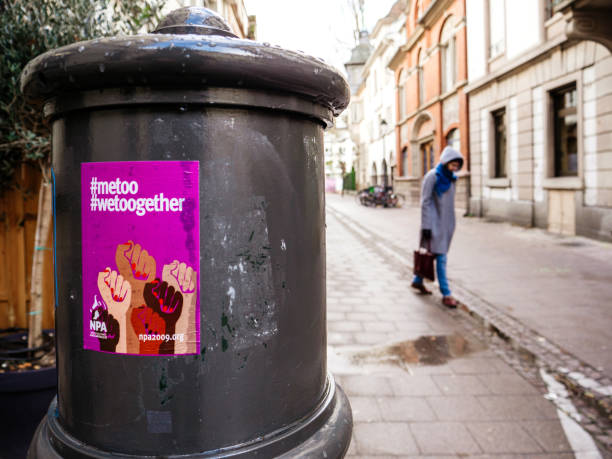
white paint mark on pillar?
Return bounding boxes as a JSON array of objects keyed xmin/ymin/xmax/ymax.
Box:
[{"xmin": 227, "ymin": 286, "xmax": 236, "ymax": 313}]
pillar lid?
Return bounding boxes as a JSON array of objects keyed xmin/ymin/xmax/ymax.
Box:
[{"xmin": 20, "ymin": 7, "xmax": 350, "ymax": 117}]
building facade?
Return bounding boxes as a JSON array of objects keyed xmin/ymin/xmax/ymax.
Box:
[
  {"xmin": 324, "ymin": 111, "xmax": 356, "ymax": 192},
  {"xmin": 345, "ymin": 32, "xmax": 373, "ymax": 190},
  {"xmin": 466, "ymin": 0, "xmax": 612, "ymax": 241},
  {"xmin": 389, "ymin": 0, "xmax": 470, "ymax": 208},
  {"xmin": 163, "ymin": 0, "xmax": 255, "ymax": 39},
  {"xmin": 345, "ymin": 2, "xmax": 406, "ymax": 190}
]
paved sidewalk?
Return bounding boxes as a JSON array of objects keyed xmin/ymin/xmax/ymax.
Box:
[
  {"xmin": 326, "ymin": 194, "xmax": 612, "ymax": 388},
  {"xmin": 325, "ymin": 204, "xmax": 597, "ymax": 458}
]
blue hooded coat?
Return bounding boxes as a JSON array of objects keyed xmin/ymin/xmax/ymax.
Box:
[{"xmin": 419, "ymin": 146, "xmax": 464, "ymax": 254}]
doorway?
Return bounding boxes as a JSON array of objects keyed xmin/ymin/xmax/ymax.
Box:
[{"xmin": 420, "ymin": 140, "xmax": 435, "ymax": 176}]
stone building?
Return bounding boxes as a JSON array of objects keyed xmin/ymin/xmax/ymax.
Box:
[
  {"xmin": 163, "ymin": 0, "xmax": 255, "ymax": 39},
  {"xmin": 324, "ymin": 111, "xmax": 356, "ymax": 192},
  {"xmin": 466, "ymin": 0, "xmax": 612, "ymax": 241},
  {"xmin": 345, "ymin": 2, "xmax": 406, "ymax": 190},
  {"xmin": 345, "ymin": 31, "xmax": 373, "ymax": 190},
  {"xmin": 389, "ymin": 0, "xmax": 470, "ymax": 209}
]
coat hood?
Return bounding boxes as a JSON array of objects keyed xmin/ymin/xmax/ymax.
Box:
[{"xmin": 439, "ymin": 146, "xmax": 464, "ymax": 171}]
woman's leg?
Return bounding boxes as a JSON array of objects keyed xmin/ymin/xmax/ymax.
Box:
[{"xmin": 436, "ymin": 254, "xmax": 451, "ymax": 297}]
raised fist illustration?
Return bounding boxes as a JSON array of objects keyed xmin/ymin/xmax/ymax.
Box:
[
  {"xmin": 162, "ymin": 260, "xmax": 197, "ymax": 354},
  {"xmin": 97, "ymin": 268, "xmax": 131, "ymax": 353},
  {"xmin": 115, "ymin": 241, "xmax": 156, "ymax": 353},
  {"xmin": 115, "ymin": 240, "xmax": 156, "ymax": 285},
  {"xmin": 91, "ymin": 305, "xmax": 120, "ymax": 353},
  {"xmin": 162, "ymin": 260, "xmax": 196, "ymax": 294},
  {"xmin": 144, "ymin": 279, "xmax": 183, "ymax": 354},
  {"xmin": 130, "ymin": 305, "xmax": 166, "ymax": 354}
]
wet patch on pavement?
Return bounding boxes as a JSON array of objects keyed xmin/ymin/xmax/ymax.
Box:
[{"xmin": 330, "ymin": 333, "xmax": 487, "ymax": 374}]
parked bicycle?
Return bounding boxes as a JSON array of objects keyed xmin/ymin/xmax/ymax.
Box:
[{"xmin": 356, "ymin": 186, "xmax": 405, "ymax": 208}]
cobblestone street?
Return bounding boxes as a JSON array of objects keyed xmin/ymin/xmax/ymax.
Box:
[{"xmin": 325, "ymin": 194, "xmax": 606, "ymax": 458}]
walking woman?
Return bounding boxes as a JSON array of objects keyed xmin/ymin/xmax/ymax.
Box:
[{"xmin": 411, "ymin": 146, "xmax": 464, "ymax": 307}]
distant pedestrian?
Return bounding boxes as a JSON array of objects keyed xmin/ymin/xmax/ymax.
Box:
[{"xmin": 411, "ymin": 146, "xmax": 464, "ymax": 308}]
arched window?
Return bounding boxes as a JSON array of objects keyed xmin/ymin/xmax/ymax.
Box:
[
  {"xmin": 401, "ymin": 147, "xmax": 408, "ymax": 177},
  {"xmin": 371, "ymin": 162, "xmax": 378, "ymax": 185},
  {"xmin": 398, "ymin": 69, "xmax": 407, "ymax": 120},
  {"xmin": 382, "ymin": 159, "xmax": 389, "ymax": 187},
  {"xmin": 446, "ymin": 128, "xmax": 460, "ymax": 152},
  {"xmin": 418, "ymin": 50, "xmax": 425, "ymax": 107},
  {"xmin": 440, "ymin": 17, "xmax": 457, "ymax": 94}
]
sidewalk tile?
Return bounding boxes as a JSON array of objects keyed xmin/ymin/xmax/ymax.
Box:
[
  {"xmin": 448, "ymin": 357, "xmax": 516, "ymax": 374},
  {"xmin": 410, "ymin": 422, "xmax": 481, "ymax": 455},
  {"xmin": 401, "ymin": 365, "xmax": 455, "ymax": 376},
  {"xmin": 350, "ymin": 396, "xmax": 383, "ymax": 423},
  {"xmin": 477, "ymin": 373, "xmax": 540, "ymax": 395},
  {"xmin": 342, "ymin": 375, "xmax": 394, "ymax": 396},
  {"xmin": 477, "ymin": 395, "xmax": 558, "ymax": 420},
  {"xmin": 328, "ymin": 332, "xmax": 355, "ymax": 346},
  {"xmin": 363, "ymin": 321, "xmax": 398, "ymax": 332},
  {"xmin": 467, "ymin": 422, "xmax": 543, "ymax": 454},
  {"xmin": 376, "ymin": 396, "xmax": 437, "ymax": 422},
  {"xmin": 466, "ymin": 455, "xmax": 573, "ymax": 459},
  {"xmin": 327, "ymin": 311, "xmax": 346, "ymax": 321},
  {"xmin": 329, "ymin": 321, "xmax": 363, "ymax": 332},
  {"xmin": 348, "ymin": 312, "xmax": 379, "ymax": 322},
  {"xmin": 353, "ymin": 422, "xmax": 420, "ymax": 455},
  {"xmin": 353, "ymin": 331, "xmax": 393, "ymax": 345},
  {"xmin": 427, "ymin": 396, "xmax": 491, "ymax": 421},
  {"xmin": 328, "ymin": 303, "xmax": 355, "ymax": 313},
  {"xmin": 521, "ymin": 420, "xmax": 573, "ymax": 453},
  {"xmin": 432, "ymin": 374, "xmax": 491, "ymax": 395},
  {"xmin": 389, "ymin": 375, "xmax": 442, "ymax": 396}
]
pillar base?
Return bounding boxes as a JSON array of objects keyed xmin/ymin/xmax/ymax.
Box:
[{"xmin": 28, "ymin": 375, "xmax": 353, "ymax": 458}]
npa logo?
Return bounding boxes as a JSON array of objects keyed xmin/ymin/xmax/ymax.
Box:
[{"xmin": 90, "ymin": 295, "xmax": 108, "ymax": 334}]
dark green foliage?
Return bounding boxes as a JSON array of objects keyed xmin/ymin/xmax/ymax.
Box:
[
  {"xmin": 0, "ymin": 0, "xmax": 165, "ymax": 193},
  {"xmin": 343, "ymin": 166, "xmax": 356, "ymax": 191}
]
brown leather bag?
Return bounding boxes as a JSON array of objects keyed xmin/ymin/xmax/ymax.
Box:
[{"xmin": 413, "ymin": 237, "xmax": 435, "ymax": 281}]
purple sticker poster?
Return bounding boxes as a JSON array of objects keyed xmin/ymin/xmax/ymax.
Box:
[{"xmin": 81, "ymin": 161, "xmax": 199, "ymax": 355}]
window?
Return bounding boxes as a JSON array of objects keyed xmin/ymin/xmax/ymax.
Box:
[
  {"xmin": 382, "ymin": 159, "xmax": 389, "ymax": 187},
  {"xmin": 401, "ymin": 147, "xmax": 408, "ymax": 176},
  {"xmin": 417, "ymin": 0, "xmax": 424, "ymax": 19},
  {"xmin": 440, "ymin": 18, "xmax": 457, "ymax": 93},
  {"xmin": 446, "ymin": 128, "xmax": 460, "ymax": 152},
  {"xmin": 418, "ymin": 51, "xmax": 425, "ymax": 106},
  {"xmin": 552, "ymin": 84, "xmax": 578, "ymax": 177},
  {"xmin": 398, "ymin": 69, "xmax": 407, "ymax": 120},
  {"xmin": 546, "ymin": 0, "xmax": 564, "ymax": 19},
  {"xmin": 492, "ymin": 108, "xmax": 507, "ymax": 178},
  {"xmin": 371, "ymin": 162, "xmax": 378, "ymax": 185},
  {"xmin": 488, "ymin": 0, "xmax": 505, "ymax": 58}
]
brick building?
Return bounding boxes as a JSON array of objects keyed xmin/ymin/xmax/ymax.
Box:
[{"xmin": 389, "ymin": 0, "xmax": 469, "ymax": 208}]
